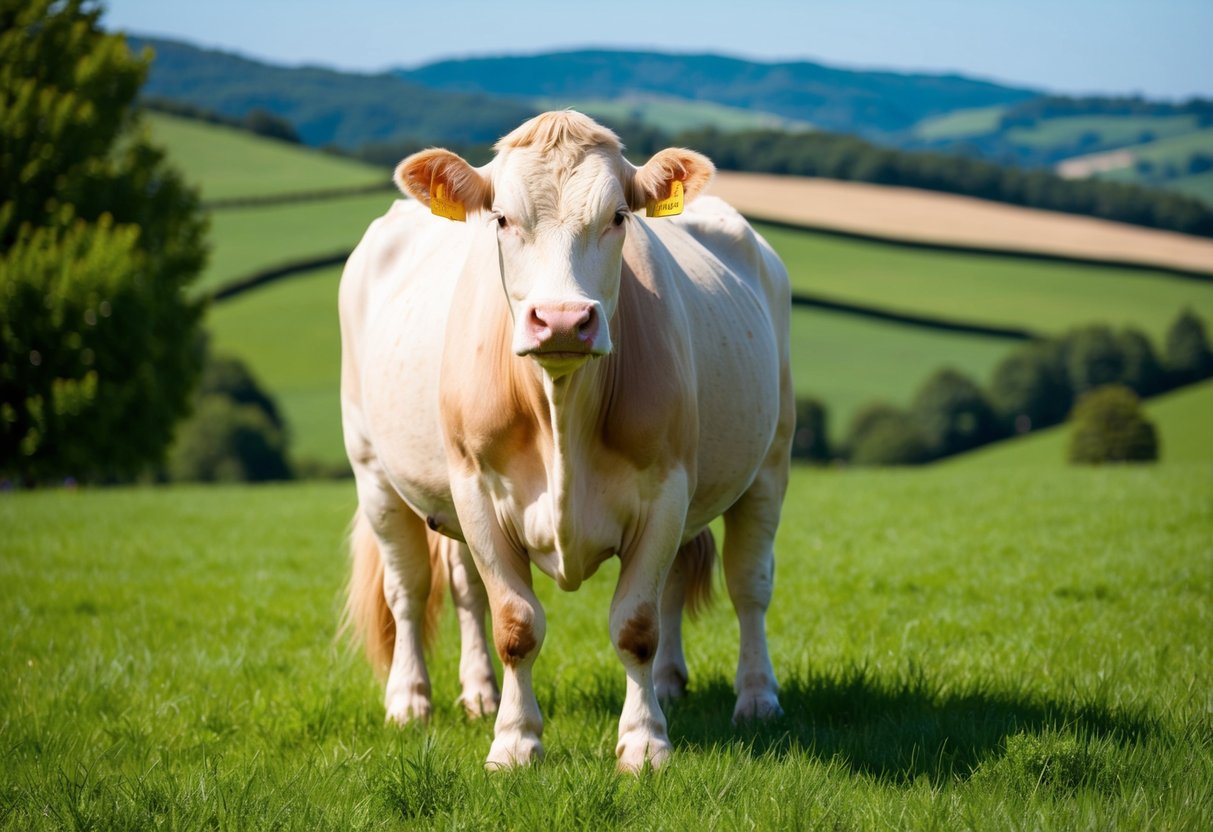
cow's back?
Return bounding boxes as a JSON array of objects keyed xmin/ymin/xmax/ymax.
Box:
[{"xmin": 339, "ymin": 199, "xmax": 472, "ymax": 517}]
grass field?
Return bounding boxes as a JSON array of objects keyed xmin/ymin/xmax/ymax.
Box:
[
  {"xmin": 945, "ymin": 379, "xmax": 1213, "ymax": 469},
  {"xmin": 207, "ymin": 266, "xmax": 344, "ymax": 464},
  {"xmin": 199, "ymin": 192, "xmax": 392, "ymax": 294},
  {"xmin": 757, "ymin": 222, "xmax": 1213, "ymax": 339},
  {"xmin": 148, "ymin": 113, "xmax": 387, "ymax": 201},
  {"xmin": 910, "ymin": 105, "xmax": 1007, "ymax": 141},
  {"xmin": 1005, "ymin": 114, "xmax": 1201, "ymax": 150},
  {"xmin": 3, "ymin": 464, "xmax": 1210, "ymax": 829}
]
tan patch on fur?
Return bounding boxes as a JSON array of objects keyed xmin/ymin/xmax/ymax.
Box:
[
  {"xmin": 600, "ymin": 258, "xmax": 696, "ymax": 470},
  {"xmin": 496, "ymin": 110, "xmax": 622, "ymax": 154},
  {"xmin": 618, "ymin": 602, "xmax": 659, "ymax": 664},
  {"xmin": 494, "ymin": 600, "xmax": 537, "ymax": 666}
]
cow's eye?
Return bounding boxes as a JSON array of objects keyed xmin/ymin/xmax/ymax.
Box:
[
  {"xmin": 612, "ymin": 210, "xmax": 627, "ymax": 227},
  {"xmin": 496, "ymin": 213, "xmax": 508, "ymax": 229}
]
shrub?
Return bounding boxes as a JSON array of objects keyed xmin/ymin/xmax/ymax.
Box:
[
  {"xmin": 1068, "ymin": 385, "xmax": 1158, "ymax": 464},
  {"xmin": 167, "ymin": 352, "xmax": 292, "ymax": 482},
  {"xmin": 791, "ymin": 397, "xmax": 831, "ymax": 463},
  {"xmin": 910, "ymin": 368, "xmax": 1002, "ymax": 458},
  {"xmin": 987, "ymin": 342, "xmax": 1071, "ymax": 434},
  {"xmin": 168, "ymin": 396, "xmax": 291, "ymax": 482},
  {"xmin": 1163, "ymin": 308, "xmax": 1213, "ymax": 386},
  {"xmin": 846, "ymin": 403, "xmax": 931, "ymax": 466}
]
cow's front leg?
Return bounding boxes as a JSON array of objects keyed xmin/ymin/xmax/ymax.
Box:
[
  {"xmin": 612, "ymin": 479, "xmax": 689, "ymax": 772},
  {"xmin": 481, "ymin": 565, "xmax": 545, "ymax": 768}
]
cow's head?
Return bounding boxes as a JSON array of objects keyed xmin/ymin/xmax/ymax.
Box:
[{"xmin": 394, "ymin": 111, "xmax": 714, "ymax": 376}]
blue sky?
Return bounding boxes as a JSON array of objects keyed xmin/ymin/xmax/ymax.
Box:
[{"xmin": 104, "ymin": 0, "xmax": 1212, "ymax": 100}]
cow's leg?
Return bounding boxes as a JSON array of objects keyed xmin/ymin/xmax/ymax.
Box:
[
  {"xmin": 722, "ymin": 464, "xmax": 786, "ymax": 722},
  {"xmin": 356, "ymin": 477, "xmax": 435, "ymax": 724},
  {"xmin": 653, "ymin": 550, "xmax": 689, "ymax": 701},
  {"xmin": 612, "ymin": 477, "xmax": 689, "ymax": 772},
  {"xmin": 444, "ymin": 539, "xmax": 500, "ymax": 718}
]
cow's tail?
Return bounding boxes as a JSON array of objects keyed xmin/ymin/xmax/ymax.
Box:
[
  {"xmin": 680, "ymin": 529, "xmax": 717, "ymax": 619},
  {"xmin": 343, "ymin": 508, "xmax": 447, "ymax": 679}
]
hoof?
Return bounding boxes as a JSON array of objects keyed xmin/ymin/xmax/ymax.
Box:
[
  {"xmin": 385, "ymin": 691, "xmax": 432, "ymax": 725},
  {"xmin": 732, "ymin": 690, "xmax": 783, "ymax": 723},
  {"xmin": 616, "ymin": 732, "xmax": 673, "ymax": 773},
  {"xmin": 458, "ymin": 683, "xmax": 500, "ymax": 719},
  {"xmin": 485, "ymin": 733, "xmax": 543, "ymax": 769},
  {"xmin": 654, "ymin": 666, "xmax": 688, "ymax": 702}
]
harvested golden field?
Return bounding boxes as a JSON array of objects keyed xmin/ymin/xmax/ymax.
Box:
[{"xmin": 708, "ymin": 172, "xmax": 1213, "ymax": 275}]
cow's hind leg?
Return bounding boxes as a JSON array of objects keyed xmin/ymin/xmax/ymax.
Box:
[
  {"xmin": 442, "ymin": 538, "xmax": 500, "ymax": 718},
  {"xmin": 654, "ymin": 530, "xmax": 716, "ymax": 701},
  {"xmin": 356, "ymin": 478, "xmax": 436, "ymax": 725},
  {"xmin": 722, "ymin": 464, "xmax": 786, "ymax": 722}
]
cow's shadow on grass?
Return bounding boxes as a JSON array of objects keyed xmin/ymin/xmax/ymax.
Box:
[{"xmin": 549, "ymin": 664, "xmax": 1157, "ymax": 784}]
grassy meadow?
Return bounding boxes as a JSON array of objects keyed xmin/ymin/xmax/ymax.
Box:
[
  {"xmin": 3, "ymin": 462, "xmax": 1211, "ymax": 829},
  {"xmin": 148, "ymin": 113, "xmax": 386, "ymax": 201},
  {"xmin": 757, "ymin": 222, "xmax": 1213, "ymax": 339}
]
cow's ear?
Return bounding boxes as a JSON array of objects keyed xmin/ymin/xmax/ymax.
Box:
[
  {"xmin": 395, "ymin": 148, "xmax": 492, "ymax": 220},
  {"xmin": 628, "ymin": 148, "xmax": 715, "ymax": 215}
]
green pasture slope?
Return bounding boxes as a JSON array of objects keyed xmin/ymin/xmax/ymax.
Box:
[
  {"xmin": 757, "ymin": 222, "xmax": 1213, "ymax": 339},
  {"xmin": 3, "ymin": 462, "xmax": 1210, "ymax": 828},
  {"xmin": 946, "ymin": 378, "xmax": 1213, "ymax": 469},
  {"xmin": 148, "ymin": 112, "xmax": 387, "ymax": 201}
]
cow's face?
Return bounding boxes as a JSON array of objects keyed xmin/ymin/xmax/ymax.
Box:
[{"xmin": 395, "ymin": 112, "xmax": 714, "ymax": 377}]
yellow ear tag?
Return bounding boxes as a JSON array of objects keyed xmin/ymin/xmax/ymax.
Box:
[
  {"xmin": 430, "ymin": 183, "xmax": 467, "ymax": 222},
  {"xmin": 646, "ymin": 180, "xmax": 684, "ymax": 218}
]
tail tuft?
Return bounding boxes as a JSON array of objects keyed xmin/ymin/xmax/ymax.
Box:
[
  {"xmin": 680, "ymin": 529, "xmax": 716, "ymax": 619},
  {"xmin": 343, "ymin": 509, "xmax": 395, "ymax": 678}
]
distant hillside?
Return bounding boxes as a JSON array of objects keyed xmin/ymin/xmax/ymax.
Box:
[
  {"xmin": 129, "ymin": 36, "xmax": 536, "ymax": 148},
  {"xmin": 397, "ymin": 50, "xmax": 1039, "ymax": 139}
]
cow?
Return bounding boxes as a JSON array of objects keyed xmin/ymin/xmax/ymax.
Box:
[{"xmin": 340, "ymin": 111, "xmax": 792, "ymax": 771}]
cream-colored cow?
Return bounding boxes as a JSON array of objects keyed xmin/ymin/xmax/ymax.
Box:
[{"xmin": 341, "ymin": 111, "xmax": 792, "ymax": 771}]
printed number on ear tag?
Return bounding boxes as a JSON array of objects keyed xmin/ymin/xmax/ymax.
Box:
[
  {"xmin": 431, "ymin": 183, "xmax": 467, "ymax": 222},
  {"xmin": 646, "ymin": 180, "xmax": 684, "ymax": 218}
]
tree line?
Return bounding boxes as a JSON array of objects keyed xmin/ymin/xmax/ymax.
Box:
[{"xmin": 793, "ymin": 308, "xmax": 1213, "ymax": 467}]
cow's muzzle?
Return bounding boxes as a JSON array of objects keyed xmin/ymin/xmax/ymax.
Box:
[{"xmin": 517, "ymin": 301, "xmax": 607, "ymax": 361}]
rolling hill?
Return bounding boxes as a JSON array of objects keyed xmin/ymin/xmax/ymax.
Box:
[{"xmin": 397, "ymin": 50, "xmax": 1039, "ymax": 140}]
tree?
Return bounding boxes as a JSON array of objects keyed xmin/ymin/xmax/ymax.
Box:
[
  {"xmin": 0, "ymin": 0, "xmax": 208, "ymax": 483},
  {"xmin": 790, "ymin": 397, "xmax": 831, "ymax": 464},
  {"xmin": 1163, "ymin": 308, "xmax": 1213, "ymax": 386},
  {"xmin": 1068, "ymin": 385, "xmax": 1158, "ymax": 464},
  {"xmin": 1117, "ymin": 326, "xmax": 1166, "ymax": 397},
  {"xmin": 1062, "ymin": 325, "xmax": 1126, "ymax": 396},
  {"xmin": 987, "ymin": 342, "xmax": 1071, "ymax": 434},
  {"xmin": 909, "ymin": 368, "xmax": 1002, "ymax": 458}
]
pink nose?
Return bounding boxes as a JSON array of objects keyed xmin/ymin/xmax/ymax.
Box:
[{"xmin": 527, "ymin": 303, "xmax": 599, "ymax": 353}]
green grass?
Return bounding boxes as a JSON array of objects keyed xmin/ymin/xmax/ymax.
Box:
[
  {"xmin": 206, "ymin": 266, "xmax": 344, "ymax": 464},
  {"xmin": 756, "ymin": 222, "xmax": 1213, "ymax": 339},
  {"xmin": 198, "ymin": 192, "xmax": 393, "ymax": 294},
  {"xmin": 911, "ymin": 105, "xmax": 1007, "ymax": 141},
  {"xmin": 945, "ymin": 379, "xmax": 1213, "ymax": 469},
  {"xmin": 1006, "ymin": 114, "xmax": 1201, "ymax": 150},
  {"xmin": 148, "ymin": 113, "xmax": 387, "ymax": 201},
  {"xmin": 3, "ymin": 465, "xmax": 1210, "ymax": 829}
]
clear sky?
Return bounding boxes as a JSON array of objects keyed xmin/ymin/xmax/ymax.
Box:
[{"xmin": 103, "ymin": 0, "xmax": 1212, "ymax": 100}]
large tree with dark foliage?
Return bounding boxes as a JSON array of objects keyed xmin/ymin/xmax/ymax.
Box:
[{"xmin": 0, "ymin": 0, "xmax": 208, "ymax": 484}]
